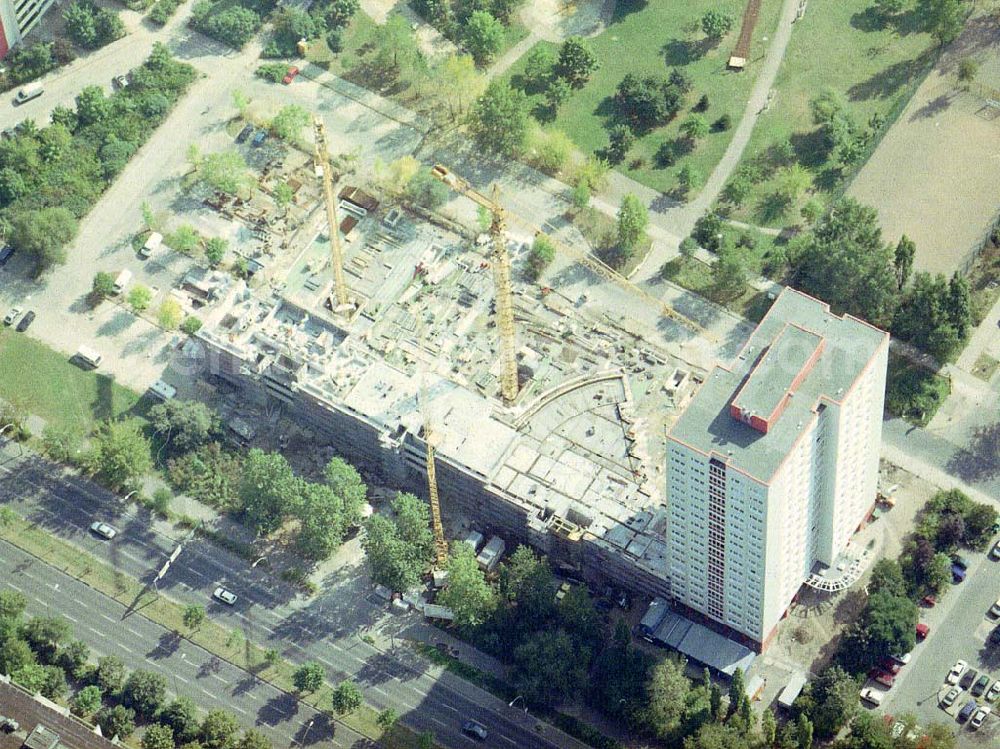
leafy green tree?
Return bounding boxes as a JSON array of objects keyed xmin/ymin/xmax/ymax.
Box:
[
  {"xmin": 555, "ymin": 37, "xmax": 598, "ymax": 87},
  {"xmin": 270, "ymin": 7, "xmax": 316, "ymax": 55},
  {"xmin": 377, "ymin": 708, "xmax": 398, "ymax": 730},
  {"xmin": 183, "ymin": 604, "xmax": 206, "ymax": 630},
  {"xmin": 722, "ymin": 175, "xmax": 753, "ymax": 207},
  {"xmin": 240, "ymin": 449, "xmax": 301, "ymax": 534},
  {"xmin": 361, "ymin": 15, "xmax": 422, "ymax": 86},
  {"xmin": 498, "ymin": 545, "xmax": 556, "ymax": 628},
  {"xmin": 512, "ymin": 629, "xmax": 585, "ymax": 707},
  {"xmin": 406, "ymin": 166, "xmax": 450, "ymax": 209},
  {"xmin": 0, "ymin": 590, "xmax": 26, "ymax": 621},
  {"xmin": 270, "ymin": 105, "xmax": 310, "ymax": 141},
  {"xmin": 71, "ymin": 684, "xmax": 103, "ymax": 717},
  {"xmin": 957, "ymin": 57, "xmax": 978, "ymax": 86},
  {"xmin": 92, "ymin": 271, "xmax": 116, "ymax": 302},
  {"xmin": 331, "ymin": 679, "xmax": 363, "ymax": 714},
  {"xmin": 464, "ymin": 11, "xmax": 505, "ymax": 65},
  {"xmin": 295, "ymin": 482, "xmax": 350, "ymax": 560},
  {"xmin": 874, "ymin": 0, "xmax": 905, "ymax": 21},
  {"xmin": 57, "ymin": 640, "xmax": 90, "ymax": 679},
  {"xmin": 606, "ymin": 124, "xmax": 634, "ymax": 164},
  {"xmin": 84, "ymin": 421, "xmax": 152, "ymax": 491},
  {"xmin": 545, "ymin": 77, "xmax": 572, "ymax": 112},
  {"xmin": 438, "ymin": 543, "xmax": 496, "ymax": 631},
  {"xmin": 523, "ymin": 45, "xmax": 555, "ymax": 91},
  {"xmin": 97, "ymin": 705, "xmax": 136, "ymax": 740},
  {"xmin": 776, "ymin": 164, "xmax": 813, "ymax": 201},
  {"xmin": 681, "ymin": 114, "xmax": 710, "ymax": 142},
  {"xmin": 868, "ymin": 559, "xmax": 907, "ymax": 598},
  {"xmin": 701, "ymin": 10, "xmax": 734, "ymax": 39},
  {"xmin": 0, "ymin": 637, "xmax": 34, "ymax": 676},
  {"xmin": 237, "ymin": 729, "xmax": 272, "ymax": 749},
  {"xmin": 728, "ymin": 667, "xmax": 746, "ymax": 716},
  {"xmin": 470, "ymin": 80, "xmax": 529, "ymax": 156},
  {"xmin": 127, "ymin": 285, "xmax": 152, "ymax": 312},
  {"xmin": 21, "ymin": 616, "xmax": 71, "ymax": 662},
  {"xmin": 525, "ymin": 234, "xmax": 556, "ymax": 281},
  {"xmin": 192, "ymin": 5, "xmax": 261, "ymax": 49},
  {"xmin": 150, "ymin": 400, "xmax": 220, "ymax": 454},
  {"xmin": 0, "ymin": 168, "xmax": 26, "ymax": 204},
  {"xmin": 894, "ymin": 234, "xmax": 915, "ymax": 290},
  {"xmin": 322, "ymin": 0, "xmax": 359, "ymax": 29},
  {"xmin": 204, "ymin": 237, "xmax": 228, "ymax": 266},
  {"xmin": 75, "ymin": 85, "xmax": 111, "ymax": 126},
  {"xmin": 324, "ymin": 457, "xmax": 366, "ymax": 526},
  {"xmin": 197, "ymin": 150, "xmax": 254, "ymax": 197},
  {"xmin": 557, "ymin": 586, "xmax": 601, "ymax": 649},
  {"xmin": 917, "ymin": 0, "xmax": 965, "ymax": 46},
  {"xmin": 796, "ymin": 714, "xmax": 813, "ymax": 749},
  {"xmin": 617, "ymin": 193, "xmax": 648, "ymax": 251},
  {"xmin": 63, "ymin": 1, "xmax": 98, "ymax": 47},
  {"xmin": 293, "ymin": 662, "xmax": 324, "ymax": 693},
  {"xmin": 614, "ymin": 73, "xmax": 681, "ymax": 132},
  {"xmin": 123, "ymin": 670, "xmax": 168, "ymax": 720},
  {"xmin": 142, "ymin": 724, "xmax": 175, "ymax": 749},
  {"xmin": 9, "ymin": 207, "xmax": 78, "ymax": 271},
  {"xmin": 571, "ymin": 182, "xmax": 590, "ymax": 211},
  {"xmin": 158, "ymin": 299, "xmax": 183, "ymax": 331},
  {"xmin": 363, "ymin": 495, "xmax": 436, "ymax": 591},
  {"xmin": 587, "ymin": 621, "xmax": 653, "ymax": 727},
  {"xmin": 677, "ymin": 164, "xmax": 702, "ymax": 196},
  {"xmin": 200, "ymin": 709, "xmax": 239, "ymax": 749},
  {"xmin": 644, "ymin": 656, "xmax": 690, "ymax": 739},
  {"xmin": 161, "ymin": 697, "xmax": 200, "ymax": 744},
  {"xmin": 96, "ymin": 655, "xmax": 127, "ymax": 696},
  {"xmin": 762, "ymin": 708, "xmax": 777, "ymax": 746},
  {"xmin": 802, "ymin": 666, "xmax": 859, "ymax": 738}
]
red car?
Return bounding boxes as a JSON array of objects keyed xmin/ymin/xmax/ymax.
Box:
[
  {"xmin": 879, "ymin": 659, "xmax": 902, "ymax": 675},
  {"xmin": 916, "ymin": 622, "xmax": 930, "ymax": 640},
  {"xmin": 921, "ymin": 594, "xmax": 936, "ymax": 607},
  {"xmin": 870, "ymin": 669, "xmax": 895, "ymax": 688},
  {"xmin": 282, "ymin": 66, "xmax": 300, "ymax": 85}
]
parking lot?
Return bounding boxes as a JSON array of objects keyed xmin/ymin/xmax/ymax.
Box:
[{"xmin": 875, "ymin": 544, "xmax": 1000, "ymax": 744}]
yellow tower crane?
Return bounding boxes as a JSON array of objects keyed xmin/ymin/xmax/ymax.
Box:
[
  {"xmin": 312, "ymin": 117, "xmax": 350, "ymax": 310},
  {"xmin": 431, "ymin": 166, "xmax": 519, "ymax": 405},
  {"xmin": 430, "ymin": 164, "xmax": 716, "ymax": 344},
  {"xmin": 420, "ymin": 378, "xmax": 449, "ymax": 568}
]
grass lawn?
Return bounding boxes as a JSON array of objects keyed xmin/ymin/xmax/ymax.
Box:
[
  {"xmin": 658, "ymin": 255, "xmax": 772, "ymax": 322},
  {"xmin": 885, "ymin": 353, "xmax": 950, "ymax": 426},
  {"xmin": 0, "ymin": 329, "xmax": 146, "ymax": 435},
  {"xmin": 972, "ymin": 353, "xmax": 1000, "ymax": 382},
  {"xmin": 504, "ymin": 0, "xmax": 783, "ymax": 195},
  {"xmin": 722, "ymin": 0, "xmax": 935, "ymax": 227}
]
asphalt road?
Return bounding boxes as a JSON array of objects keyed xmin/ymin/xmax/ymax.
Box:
[
  {"xmin": 0, "ymin": 540, "xmax": 357, "ymax": 748},
  {"xmin": 876, "ymin": 548, "xmax": 1000, "ymax": 744},
  {"xmin": 0, "ymin": 444, "xmax": 579, "ymax": 749}
]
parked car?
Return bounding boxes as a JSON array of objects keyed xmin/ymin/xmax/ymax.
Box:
[
  {"xmin": 947, "ymin": 660, "xmax": 968, "ymax": 685},
  {"xmin": 89, "ymin": 521, "xmax": 117, "ymax": 540},
  {"xmin": 859, "ymin": 687, "xmax": 883, "ymax": 706},
  {"xmin": 958, "ymin": 700, "xmax": 977, "ymax": 722},
  {"xmin": 972, "ymin": 674, "xmax": 990, "ymax": 696},
  {"xmin": 921, "ymin": 594, "xmax": 937, "ymax": 607},
  {"xmin": 0, "ymin": 715, "xmax": 20, "ymax": 732},
  {"xmin": 112, "ymin": 74, "xmax": 129, "ymax": 89},
  {"xmin": 235, "ymin": 124, "xmax": 254, "ymax": 143},
  {"xmin": 991, "ymin": 539, "xmax": 1000, "ymax": 560},
  {"xmin": 879, "ymin": 659, "xmax": 902, "ymax": 675},
  {"xmin": 16, "ymin": 310, "xmax": 34, "ymax": 331},
  {"xmin": 951, "ymin": 564, "xmax": 966, "ymax": 583},
  {"xmin": 3, "ymin": 307, "xmax": 20, "ymax": 325},
  {"xmin": 970, "ymin": 705, "xmax": 991, "ymax": 730},
  {"xmin": 461, "ymin": 720, "xmax": 488, "ymax": 740},
  {"xmin": 251, "ymin": 130, "xmax": 267, "ymax": 147},
  {"xmin": 213, "ymin": 586, "xmax": 237, "ymax": 605},
  {"xmin": 951, "ymin": 553, "xmax": 969, "ymax": 570},
  {"xmin": 282, "ymin": 65, "xmax": 300, "ymax": 84},
  {"xmin": 990, "ymin": 598, "xmax": 1000, "ymax": 618},
  {"xmin": 0, "ymin": 245, "xmax": 12, "ymax": 266},
  {"xmin": 916, "ymin": 622, "xmax": 930, "ymax": 640},
  {"xmin": 870, "ymin": 670, "xmax": 895, "ymax": 689},
  {"xmin": 891, "ymin": 652, "xmax": 912, "ymax": 665},
  {"xmin": 941, "ymin": 685, "xmax": 961, "ymax": 707},
  {"xmin": 985, "ymin": 680, "xmax": 1000, "ymax": 702},
  {"xmin": 960, "ymin": 668, "xmax": 979, "ymax": 690}
]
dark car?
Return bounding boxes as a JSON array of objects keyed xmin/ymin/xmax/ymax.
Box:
[
  {"xmin": 952, "ymin": 564, "xmax": 966, "ymax": 583},
  {"xmin": 951, "ymin": 554, "xmax": 969, "ymax": 570},
  {"xmin": 972, "ymin": 674, "xmax": 990, "ymax": 696},
  {"xmin": 0, "ymin": 245, "xmax": 13, "ymax": 266},
  {"xmin": 16, "ymin": 310, "xmax": 34, "ymax": 331},
  {"xmin": 235, "ymin": 124, "xmax": 254, "ymax": 143},
  {"xmin": 461, "ymin": 720, "xmax": 488, "ymax": 740},
  {"xmin": 959, "ymin": 700, "xmax": 977, "ymax": 722},
  {"xmin": 251, "ymin": 130, "xmax": 267, "ymax": 147},
  {"xmin": 960, "ymin": 668, "xmax": 979, "ymax": 690}
]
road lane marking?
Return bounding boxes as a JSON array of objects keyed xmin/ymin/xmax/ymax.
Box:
[
  {"xmin": 63, "ymin": 613, "xmax": 78, "ymax": 623},
  {"xmin": 500, "ymin": 735, "xmax": 517, "ymax": 745},
  {"xmin": 119, "ymin": 644, "xmax": 133, "ymax": 654},
  {"xmin": 200, "ymin": 687, "xmax": 216, "ymax": 699},
  {"xmin": 101, "ymin": 614, "xmax": 116, "ymax": 624},
  {"xmin": 174, "ymin": 674, "xmax": 189, "ymax": 684},
  {"xmin": 231, "ymin": 705, "xmax": 248, "ymax": 715},
  {"xmin": 429, "ymin": 717, "xmax": 446, "ymax": 728},
  {"xmin": 7, "ymin": 583, "xmax": 21, "ymax": 591},
  {"xmin": 86, "ymin": 626, "xmax": 106, "ymax": 638},
  {"xmin": 211, "ymin": 674, "xmax": 228, "ymax": 684},
  {"xmin": 442, "ymin": 704, "xmax": 458, "ymax": 713}
]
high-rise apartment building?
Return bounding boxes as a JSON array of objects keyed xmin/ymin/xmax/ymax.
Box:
[
  {"xmin": 0, "ymin": 0, "xmax": 56, "ymax": 58},
  {"xmin": 666, "ymin": 288, "xmax": 889, "ymax": 651}
]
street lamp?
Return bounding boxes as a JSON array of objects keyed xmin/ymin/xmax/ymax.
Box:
[
  {"xmin": 252, "ymin": 556, "xmax": 267, "ymax": 568},
  {"xmin": 294, "ymin": 719, "xmax": 315, "ymax": 748},
  {"xmin": 122, "ymin": 489, "xmax": 139, "ymax": 503},
  {"xmin": 509, "ymin": 696, "xmax": 527, "ymax": 713}
]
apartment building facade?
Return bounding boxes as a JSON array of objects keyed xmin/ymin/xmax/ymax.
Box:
[
  {"xmin": 0, "ymin": 0, "xmax": 56, "ymax": 57},
  {"xmin": 666, "ymin": 288, "xmax": 889, "ymax": 651}
]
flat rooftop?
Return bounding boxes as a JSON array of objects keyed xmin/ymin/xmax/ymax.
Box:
[{"xmin": 668, "ymin": 288, "xmax": 887, "ymax": 483}]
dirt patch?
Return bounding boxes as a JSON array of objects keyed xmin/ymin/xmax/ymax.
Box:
[
  {"xmin": 847, "ymin": 13, "xmax": 1000, "ymax": 276},
  {"xmin": 520, "ymin": 0, "xmax": 614, "ymax": 43}
]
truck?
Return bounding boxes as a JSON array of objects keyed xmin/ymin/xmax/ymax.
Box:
[
  {"xmin": 476, "ymin": 536, "xmax": 506, "ymax": 572},
  {"xmin": 113, "ymin": 269, "xmax": 132, "ymax": 294}
]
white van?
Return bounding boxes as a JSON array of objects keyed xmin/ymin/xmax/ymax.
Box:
[
  {"xmin": 148, "ymin": 379, "xmax": 177, "ymax": 401},
  {"xmin": 139, "ymin": 232, "xmax": 162, "ymax": 259},
  {"xmin": 14, "ymin": 83, "xmax": 43, "ymax": 104},
  {"xmin": 76, "ymin": 345, "xmax": 103, "ymax": 368},
  {"xmin": 113, "ymin": 269, "xmax": 132, "ymax": 294}
]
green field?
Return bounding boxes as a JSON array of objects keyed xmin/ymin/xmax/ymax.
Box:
[
  {"xmin": 0, "ymin": 329, "xmax": 144, "ymax": 435},
  {"xmin": 505, "ymin": 0, "xmax": 783, "ymax": 194},
  {"xmin": 722, "ymin": 1, "xmax": 935, "ymax": 226}
]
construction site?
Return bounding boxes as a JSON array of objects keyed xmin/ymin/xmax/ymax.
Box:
[{"xmin": 189, "ymin": 121, "xmax": 722, "ymax": 601}]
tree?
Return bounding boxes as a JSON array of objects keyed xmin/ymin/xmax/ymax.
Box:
[
  {"xmin": 84, "ymin": 421, "xmax": 152, "ymax": 491},
  {"xmin": 295, "ymin": 482, "xmax": 350, "ymax": 560},
  {"xmin": 363, "ymin": 15, "xmax": 422, "ymax": 85},
  {"xmin": 776, "ymin": 164, "xmax": 813, "ymax": 201},
  {"xmin": 512, "ymin": 629, "xmax": 585, "ymax": 707},
  {"xmin": 957, "ymin": 57, "xmax": 978, "ymax": 86},
  {"xmin": 645, "ymin": 657, "xmax": 690, "ymax": 738},
  {"xmin": 762, "ymin": 708, "xmax": 777, "ymax": 746},
  {"xmin": 874, "ymin": 0, "xmax": 905, "ymax": 21},
  {"xmin": 557, "ymin": 586, "xmax": 601, "ymax": 649},
  {"xmin": 498, "ymin": 546, "xmax": 556, "ymax": 629},
  {"xmin": 58, "ymin": 640, "xmax": 90, "ymax": 679},
  {"xmin": 158, "ymin": 299, "xmax": 183, "ymax": 330},
  {"xmin": 677, "ymin": 164, "xmax": 702, "ymax": 196},
  {"xmin": 406, "ymin": 166, "xmax": 450, "ymax": 209},
  {"xmin": 9, "ymin": 207, "xmax": 78, "ymax": 271},
  {"xmin": 701, "ymin": 10, "xmax": 735, "ymax": 39},
  {"xmin": 123, "ymin": 670, "xmax": 168, "ymax": 720},
  {"xmin": 545, "ymin": 77, "xmax": 572, "ymax": 112},
  {"xmin": 183, "ymin": 604, "xmax": 206, "ymax": 630},
  {"xmin": 239, "ymin": 449, "xmax": 301, "ymax": 534},
  {"xmin": 438, "ymin": 543, "xmax": 496, "ymax": 631},
  {"xmin": 91, "ymin": 271, "xmax": 116, "ymax": 302},
  {"xmin": 197, "ymin": 150, "xmax": 254, "ymax": 197},
  {"xmin": 161, "ymin": 697, "xmax": 200, "ymax": 745},
  {"xmin": 617, "ymin": 194, "xmax": 648, "ymax": 252},
  {"xmin": 270, "ymin": 7, "xmax": 317, "ymax": 55},
  {"xmin": 946, "ymin": 273, "xmax": 972, "ymax": 339},
  {"xmin": 728, "ymin": 667, "xmax": 746, "ymax": 716},
  {"xmin": 0, "ymin": 638, "xmax": 34, "ymax": 676},
  {"xmin": 21, "ymin": 616, "xmax": 71, "ymax": 662},
  {"xmin": 796, "ymin": 714, "xmax": 813, "ymax": 749},
  {"xmin": 270, "ymin": 105, "xmax": 310, "ymax": 141},
  {"xmin": 128, "ymin": 285, "xmax": 153, "ymax": 312},
  {"xmin": 0, "ymin": 168, "xmax": 26, "ymax": 205},
  {"xmin": 868, "ymin": 559, "xmax": 907, "ymax": 598},
  {"xmin": 96, "ymin": 655, "xmax": 127, "ymax": 695},
  {"xmin": 238, "ymin": 729, "xmax": 272, "ymax": 749},
  {"xmin": 331, "ymin": 679, "xmax": 363, "ymax": 713},
  {"xmin": 204, "ymin": 237, "xmax": 228, "ymax": 266},
  {"xmin": 917, "ymin": 0, "xmax": 965, "ymax": 46},
  {"xmin": 322, "ymin": 0, "xmax": 359, "ymax": 29},
  {"xmin": 377, "ymin": 708, "xmax": 398, "ymax": 730},
  {"xmin": 192, "ymin": 6, "xmax": 261, "ymax": 49},
  {"xmin": 894, "ymin": 235, "xmax": 915, "ymax": 290},
  {"xmin": 523, "ymin": 45, "xmax": 555, "ymax": 91},
  {"xmin": 200, "ymin": 710, "xmax": 239, "ymax": 749},
  {"xmin": 0, "ymin": 590, "xmax": 27, "ymax": 621},
  {"xmin": 97, "ymin": 705, "xmax": 136, "ymax": 740},
  {"xmin": 464, "ymin": 12, "xmax": 505, "ymax": 65},
  {"xmin": 71, "ymin": 684, "xmax": 103, "ymax": 717},
  {"xmin": 525, "ymin": 233, "xmax": 556, "ymax": 281},
  {"xmin": 142, "ymin": 724, "xmax": 175, "ymax": 749},
  {"xmin": 525, "ymin": 125, "xmax": 573, "ymax": 174},
  {"xmin": 470, "ymin": 80, "xmax": 529, "ymax": 156},
  {"xmin": 722, "ymin": 175, "xmax": 753, "ymax": 207},
  {"xmin": 555, "ymin": 37, "xmax": 598, "ymax": 87},
  {"xmin": 64, "ymin": 2, "xmax": 98, "ymax": 48},
  {"xmin": 804, "ymin": 666, "xmax": 858, "ymax": 738},
  {"xmin": 606, "ymin": 124, "xmax": 634, "ymax": 164},
  {"xmin": 76, "ymin": 84, "xmax": 111, "ymax": 126},
  {"xmin": 323, "ymin": 457, "xmax": 367, "ymax": 527},
  {"xmin": 150, "ymin": 400, "xmax": 220, "ymax": 454},
  {"xmin": 426, "ymin": 54, "xmax": 484, "ymax": 119},
  {"xmin": 571, "ymin": 182, "xmax": 590, "ymax": 211},
  {"xmin": 614, "ymin": 73, "xmax": 681, "ymax": 132},
  {"xmin": 681, "ymin": 115, "xmax": 710, "ymax": 142},
  {"xmin": 293, "ymin": 662, "xmax": 325, "ymax": 694}
]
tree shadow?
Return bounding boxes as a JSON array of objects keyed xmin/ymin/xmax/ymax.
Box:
[
  {"xmin": 146, "ymin": 630, "xmax": 183, "ymax": 661},
  {"xmin": 611, "ymin": 0, "xmax": 649, "ymax": 23},
  {"xmin": 789, "ymin": 129, "xmax": 831, "ymax": 169},
  {"xmin": 946, "ymin": 422, "xmax": 1000, "ymax": 481},
  {"xmin": 847, "ymin": 56, "xmax": 926, "ymax": 101},
  {"xmin": 849, "ymin": 8, "xmax": 885, "ymax": 34},
  {"xmin": 90, "ymin": 374, "xmax": 118, "ymax": 424},
  {"xmin": 256, "ymin": 691, "xmax": 299, "ymax": 727},
  {"xmin": 908, "ymin": 92, "xmax": 956, "ymax": 121},
  {"xmin": 292, "ymin": 711, "xmax": 336, "ymax": 746},
  {"xmin": 753, "ymin": 192, "xmax": 791, "ymax": 225},
  {"xmin": 661, "ymin": 38, "xmax": 710, "ymax": 67}
]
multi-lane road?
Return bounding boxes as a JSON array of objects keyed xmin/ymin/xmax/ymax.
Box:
[{"xmin": 0, "ymin": 442, "xmax": 582, "ymax": 749}]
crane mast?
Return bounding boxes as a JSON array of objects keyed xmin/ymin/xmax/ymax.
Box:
[
  {"xmin": 424, "ymin": 418, "xmax": 449, "ymax": 568},
  {"xmin": 312, "ymin": 117, "xmax": 349, "ymax": 309}
]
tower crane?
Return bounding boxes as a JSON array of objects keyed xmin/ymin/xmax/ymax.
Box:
[
  {"xmin": 312, "ymin": 117, "xmax": 350, "ymax": 311},
  {"xmin": 420, "ymin": 379, "xmax": 449, "ymax": 568},
  {"xmin": 430, "ymin": 164, "xmax": 716, "ymax": 344},
  {"xmin": 431, "ymin": 166, "xmax": 519, "ymax": 405}
]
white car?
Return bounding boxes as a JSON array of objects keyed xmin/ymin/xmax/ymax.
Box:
[
  {"xmin": 970, "ymin": 705, "xmax": 991, "ymax": 730},
  {"xmin": 990, "ymin": 598, "xmax": 1000, "ymax": 618},
  {"xmin": 946, "ymin": 660, "xmax": 968, "ymax": 685},
  {"xmin": 991, "ymin": 539, "xmax": 1000, "ymax": 560},
  {"xmin": 891, "ymin": 652, "xmax": 912, "ymax": 665},
  {"xmin": 3, "ymin": 307, "xmax": 20, "ymax": 325},
  {"xmin": 941, "ymin": 685, "xmax": 961, "ymax": 707},
  {"xmin": 89, "ymin": 521, "xmax": 117, "ymax": 540},
  {"xmin": 986, "ymin": 680, "xmax": 1000, "ymax": 702},
  {"xmin": 859, "ymin": 687, "xmax": 883, "ymax": 706},
  {"xmin": 213, "ymin": 587, "xmax": 237, "ymax": 605}
]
